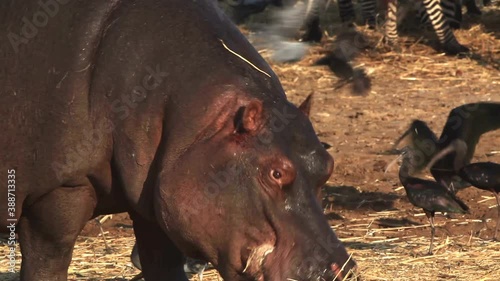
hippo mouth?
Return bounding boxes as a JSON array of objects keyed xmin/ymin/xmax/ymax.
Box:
[
  {"xmin": 242, "ymin": 243, "xmax": 275, "ymax": 280},
  {"xmin": 241, "ymin": 248, "xmax": 357, "ymax": 281}
]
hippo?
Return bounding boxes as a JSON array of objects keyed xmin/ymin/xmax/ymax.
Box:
[{"xmin": 0, "ymin": 0, "xmax": 357, "ymax": 280}]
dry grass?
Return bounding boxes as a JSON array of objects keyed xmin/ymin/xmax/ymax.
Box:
[
  {"xmin": 336, "ymin": 210, "xmax": 500, "ymax": 281},
  {"xmin": 3, "ymin": 215, "xmax": 500, "ymax": 281}
]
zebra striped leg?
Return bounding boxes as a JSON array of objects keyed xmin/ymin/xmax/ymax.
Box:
[
  {"xmin": 338, "ymin": 0, "xmax": 356, "ymax": 25},
  {"xmin": 299, "ymin": 0, "xmax": 327, "ymax": 42},
  {"xmin": 218, "ymin": 0, "xmax": 270, "ymax": 24},
  {"xmin": 445, "ymin": 0, "xmax": 462, "ymax": 29},
  {"xmin": 360, "ymin": 0, "xmax": 377, "ymax": 28},
  {"xmin": 385, "ymin": 0, "xmax": 399, "ymax": 44},
  {"xmin": 423, "ymin": 0, "xmax": 469, "ymax": 54}
]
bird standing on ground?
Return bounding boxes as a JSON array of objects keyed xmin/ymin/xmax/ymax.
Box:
[
  {"xmin": 393, "ymin": 119, "xmax": 439, "ymax": 171},
  {"xmin": 428, "ymin": 139, "xmax": 500, "ymax": 240},
  {"xmin": 393, "ymin": 102, "xmax": 500, "ymax": 193},
  {"xmin": 184, "ymin": 259, "xmax": 210, "ymax": 281},
  {"xmin": 397, "ymin": 148, "xmax": 469, "ymax": 254}
]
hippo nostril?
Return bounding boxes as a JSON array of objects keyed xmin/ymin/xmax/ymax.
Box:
[{"xmin": 331, "ymin": 263, "xmax": 343, "ymax": 280}]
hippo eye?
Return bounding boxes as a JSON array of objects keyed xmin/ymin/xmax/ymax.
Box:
[{"xmin": 267, "ymin": 162, "xmax": 296, "ymax": 188}]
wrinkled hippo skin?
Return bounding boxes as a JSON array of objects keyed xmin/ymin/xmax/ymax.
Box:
[{"xmin": 0, "ymin": 0, "xmax": 356, "ymax": 280}]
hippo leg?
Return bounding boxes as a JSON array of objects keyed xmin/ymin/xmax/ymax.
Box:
[
  {"xmin": 18, "ymin": 186, "xmax": 97, "ymax": 281},
  {"xmin": 131, "ymin": 214, "xmax": 188, "ymax": 281}
]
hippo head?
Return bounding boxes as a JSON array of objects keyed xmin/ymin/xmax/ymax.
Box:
[{"xmin": 154, "ymin": 92, "xmax": 357, "ymax": 281}]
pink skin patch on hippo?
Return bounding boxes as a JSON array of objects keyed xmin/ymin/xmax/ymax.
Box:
[
  {"xmin": 331, "ymin": 263, "xmax": 344, "ymax": 280},
  {"xmin": 331, "ymin": 253, "xmax": 356, "ymax": 281}
]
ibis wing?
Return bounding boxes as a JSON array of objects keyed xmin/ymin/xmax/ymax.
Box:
[
  {"xmin": 430, "ymin": 103, "xmax": 500, "ymax": 188},
  {"xmin": 404, "ymin": 179, "xmax": 468, "ymax": 213},
  {"xmin": 438, "ymin": 102, "xmax": 500, "ymax": 162},
  {"xmin": 460, "ymin": 162, "xmax": 500, "ymax": 191}
]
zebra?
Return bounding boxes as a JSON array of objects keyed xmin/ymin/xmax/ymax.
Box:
[
  {"xmin": 299, "ymin": 0, "xmax": 364, "ymax": 40},
  {"xmin": 337, "ymin": 0, "xmax": 377, "ymax": 27},
  {"xmin": 220, "ymin": 0, "xmax": 470, "ymax": 54},
  {"xmin": 301, "ymin": 0, "xmax": 469, "ymax": 54},
  {"xmin": 217, "ymin": 0, "xmax": 284, "ymax": 24},
  {"xmin": 417, "ymin": 0, "xmax": 482, "ymax": 30},
  {"xmin": 385, "ymin": 0, "xmax": 469, "ymax": 54}
]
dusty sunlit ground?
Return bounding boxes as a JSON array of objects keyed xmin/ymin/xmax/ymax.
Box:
[{"xmin": 1, "ymin": 2, "xmax": 500, "ymax": 281}]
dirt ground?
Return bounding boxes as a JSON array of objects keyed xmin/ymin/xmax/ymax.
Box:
[{"xmin": 1, "ymin": 2, "xmax": 500, "ymax": 281}]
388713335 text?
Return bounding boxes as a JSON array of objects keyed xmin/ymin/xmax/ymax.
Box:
[{"xmin": 7, "ymin": 168, "xmax": 17, "ymax": 273}]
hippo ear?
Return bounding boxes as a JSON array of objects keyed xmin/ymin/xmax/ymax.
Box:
[
  {"xmin": 298, "ymin": 94, "xmax": 313, "ymax": 117},
  {"xmin": 234, "ymin": 100, "xmax": 263, "ymax": 133}
]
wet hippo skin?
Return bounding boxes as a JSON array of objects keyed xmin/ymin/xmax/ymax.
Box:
[{"xmin": 0, "ymin": 0, "xmax": 357, "ymax": 280}]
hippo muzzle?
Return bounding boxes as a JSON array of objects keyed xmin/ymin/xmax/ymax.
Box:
[{"xmin": 131, "ymin": 92, "xmax": 357, "ymax": 281}]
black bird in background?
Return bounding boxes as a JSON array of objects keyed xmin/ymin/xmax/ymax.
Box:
[
  {"xmin": 393, "ymin": 102, "xmax": 500, "ymax": 193},
  {"xmin": 428, "ymin": 139, "xmax": 500, "ymax": 240},
  {"xmin": 314, "ymin": 29, "xmax": 372, "ymax": 95},
  {"xmin": 393, "ymin": 119, "xmax": 439, "ymax": 171},
  {"xmin": 395, "ymin": 147, "xmax": 469, "ymax": 255},
  {"xmin": 221, "ymin": 0, "xmax": 373, "ymax": 95},
  {"xmin": 460, "ymin": 162, "xmax": 500, "ymax": 240}
]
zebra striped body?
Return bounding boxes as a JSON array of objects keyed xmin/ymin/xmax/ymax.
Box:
[
  {"xmin": 337, "ymin": 0, "xmax": 377, "ymax": 27},
  {"xmin": 303, "ymin": 0, "xmax": 467, "ymax": 54},
  {"xmin": 335, "ymin": 0, "xmax": 473, "ymax": 53},
  {"xmin": 287, "ymin": 0, "xmax": 470, "ymax": 54},
  {"xmin": 385, "ymin": 0, "xmax": 469, "ymax": 54},
  {"xmin": 338, "ymin": 0, "xmax": 356, "ymax": 23},
  {"xmin": 301, "ymin": 0, "xmax": 377, "ymax": 42},
  {"xmin": 417, "ymin": 0, "xmax": 461, "ymax": 29},
  {"xmin": 417, "ymin": 0, "xmax": 482, "ymax": 29}
]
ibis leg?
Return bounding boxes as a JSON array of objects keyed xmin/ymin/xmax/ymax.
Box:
[{"xmin": 425, "ymin": 211, "xmax": 435, "ymax": 255}]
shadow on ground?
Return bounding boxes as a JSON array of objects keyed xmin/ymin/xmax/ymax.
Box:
[
  {"xmin": 322, "ymin": 185, "xmax": 401, "ymax": 212},
  {"xmin": 343, "ymin": 240, "xmax": 399, "ymax": 250},
  {"xmin": 376, "ymin": 217, "xmax": 421, "ymax": 228}
]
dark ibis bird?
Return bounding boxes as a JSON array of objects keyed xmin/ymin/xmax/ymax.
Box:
[
  {"xmin": 394, "ymin": 102, "xmax": 500, "ymax": 193},
  {"xmin": 461, "ymin": 162, "xmax": 500, "ymax": 240},
  {"xmin": 396, "ymin": 147, "xmax": 469, "ymax": 254},
  {"xmin": 428, "ymin": 139, "xmax": 500, "ymax": 240},
  {"xmin": 393, "ymin": 119, "xmax": 439, "ymax": 171}
]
